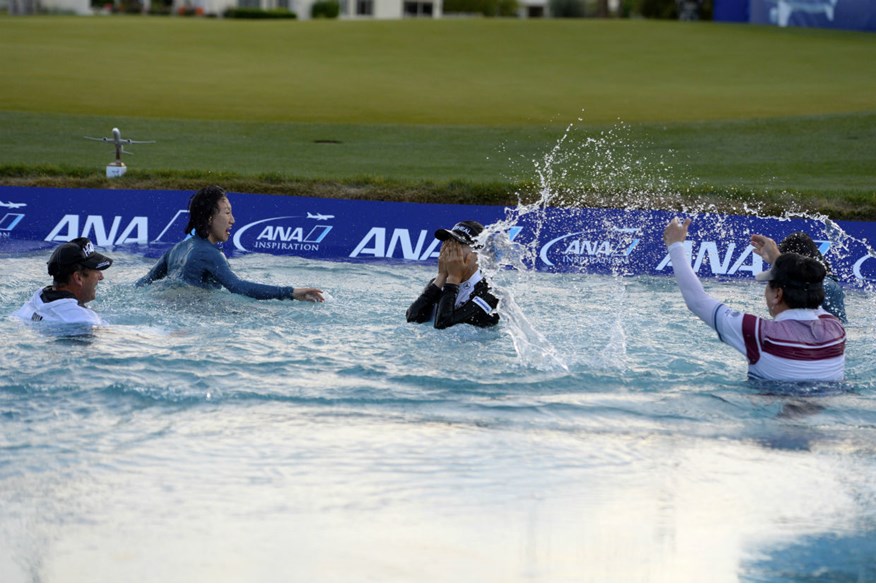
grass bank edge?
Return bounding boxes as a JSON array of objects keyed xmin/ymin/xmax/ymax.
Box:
[{"xmin": 2, "ymin": 165, "xmax": 873, "ymax": 222}]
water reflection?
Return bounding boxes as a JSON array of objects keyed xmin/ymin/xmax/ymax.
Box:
[
  {"xmin": 741, "ymin": 531, "xmax": 876, "ymax": 582},
  {"xmin": 1, "ymin": 391, "xmax": 875, "ymax": 581}
]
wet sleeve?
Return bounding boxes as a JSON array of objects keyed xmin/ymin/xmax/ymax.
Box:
[
  {"xmin": 406, "ymin": 280, "xmax": 441, "ymax": 323},
  {"xmin": 711, "ymin": 305, "xmax": 747, "ymax": 356},
  {"xmin": 135, "ymin": 252, "xmax": 169, "ymax": 286},
  {"xmin": 822, "ymin": 276, "xmax": 847, "ymax": 323},
  {"xmin": 205, "ymin": 249, "xmax": 294, "ymax": 300},
  {"xmin": 434, "ymin": 284, "xmax": 500, "ymax": 329},
  {"xmin": 668, "ymin": 243, "xmax": 749, "ymax": 356},
  {"xmin": 668, "ymin": 242, "xmax": 723, "ymax": 329}
]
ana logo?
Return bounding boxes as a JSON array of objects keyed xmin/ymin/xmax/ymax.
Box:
[
  {"xmin": 45, "ymin": 214, "xmax": 148, "ymax": 246},
  {"xmin": 349, "ymin": 226, "xmax": 522, "ymax": 261},
  {"xmin": 233, "ymin": 215, "xmax": 333, "ymax": 253},
  {"xmin": 853, "ymin": 252, "xmax": 876, "ymax": 282},
  {"xmin": 349, "ymin": 228, "xmax": 441, "ymax": 261},
  {"xmin": 814, "ymin": 240, "xmax": 832, "ymax": 256},
  {"xmin": 539, "ymin": 227, "xmax": 642, "ymax": 267},
  {"xmin": 656, "ymin": 241, "xmax": 765, "ymax": 276},
  {"xmin": 0, "ymin": 212, "xmax": 25, "ymax": 238}
]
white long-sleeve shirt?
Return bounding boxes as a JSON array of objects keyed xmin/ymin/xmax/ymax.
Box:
[
  {"xmin": 12, "ymin": 287, "xmax": 105, "ymax": 327},
  {"xmin": 667, "ymin": 242, "xmax": 845, "ymax": 382}
]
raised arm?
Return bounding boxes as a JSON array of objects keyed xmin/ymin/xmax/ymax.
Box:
[
  {"xmin": 663, "ymin": 218, "xmax": 722, "ymax": 328},
  {"xmin": 406, "ymin": 245, "xmax": 449, "ymax": 322}
]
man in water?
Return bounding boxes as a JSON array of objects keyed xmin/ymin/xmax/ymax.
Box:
[
  {"xmin": 12, "ymin": 237, "xmax": 113, "ymax": 326},
  {"xmin": 665, "ymin": 218, "xmax": 845, "ymax": 382},
  {"xmin": 406, "ymin": 220, "xmax": 500, "ymax": 329}
]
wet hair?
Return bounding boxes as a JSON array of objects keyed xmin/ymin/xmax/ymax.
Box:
[
  {"xmin": 768, "ymin": 252, "xmax": 826, "ymax": 309},
  {"xmin": 779, "ymin": 231, "xmax": 832, "ymax": 274},
  {"xmin": 184, "ymin": 185, "xmax": 227, "ymax": 239}
]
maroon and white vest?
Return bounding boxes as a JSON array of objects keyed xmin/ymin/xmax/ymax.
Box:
[{"xmin": 741, "ymin": 313, "xmax": 846, "ymax": 381}]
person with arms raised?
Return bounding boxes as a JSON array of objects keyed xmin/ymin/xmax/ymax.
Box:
[{"xmin": 664, "ymin": 217, "xmax": 845, "ymax": 382}]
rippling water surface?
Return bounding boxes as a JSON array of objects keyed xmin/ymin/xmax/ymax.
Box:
[{"xmin": 2, "ymin": 250, "xmax": 875, "ymax": 582}]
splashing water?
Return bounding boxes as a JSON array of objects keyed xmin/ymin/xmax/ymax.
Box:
[
  {"xmin": 478, "ymin": 118, "xmax": 876, "ymax": 370},
  {"xmin": 477, "ymin": 120, "xmax": 682, "ymax": 372},
  {"xmin": 477, "ymin": 223, "xmax": 567, "ymax": 371},
  {"xmin": 488, "ymin": 119, "xmax": 695, "ymax": 369}
]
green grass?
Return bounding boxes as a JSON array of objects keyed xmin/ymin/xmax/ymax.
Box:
[
  {"xmin": 3, "ymin": 17, "xmax": 875, "ymax": 124},
  {"xmin": 1, "ymin": 17, "xmax": 875, "ymax": 218}
]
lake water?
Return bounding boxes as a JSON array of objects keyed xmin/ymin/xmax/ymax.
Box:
[{"xmin": 2, "ymin": 248, "xmax": 875, "ymax": 582}]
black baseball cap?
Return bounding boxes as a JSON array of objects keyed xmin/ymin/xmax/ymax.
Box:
[
  {"xmin": 434, "ymin": 220, "xmax": 484, "ymax": 247},
  {"xmin": 47, "ymin": 237, "xmax": 113, "ymax": 276}
]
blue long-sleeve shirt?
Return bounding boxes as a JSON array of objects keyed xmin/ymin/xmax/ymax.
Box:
[
  {"xmin": 822, "ymin": 274, "xmax": 847, "ymax": 323},
  {"xmin": 135, "ymin": 236, "xmax": 294, "ymax": 300}
]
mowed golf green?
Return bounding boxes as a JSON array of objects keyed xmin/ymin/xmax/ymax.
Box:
[
  {"xmin": 3, "ymin": 17, "xmax": 875, "ymax": 124},
  {"xmin": 1, "ymin": 16, "xmax": 875, "ymax": 216}
]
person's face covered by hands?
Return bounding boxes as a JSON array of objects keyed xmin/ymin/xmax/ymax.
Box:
[{"xmin": 441, "ymin": 240, "xmax": 477, "ymax": 284}]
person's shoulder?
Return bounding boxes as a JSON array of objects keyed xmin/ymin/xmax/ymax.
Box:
[
  {"xmin": 474, "ymin": 277, "xmax": 498, "ymax": 297},
  {"xmin": 10, "ymin": 299, "xmax": 37, "ymax": 321},
  {"xmin": 815, "ymin": 308, "xmax": 845, "ymax": 324},
  {"xmin": 68, "ymin": 309, "xmax": 104, "ymax": 327},
  {"xmin": 823, "ymin": 275, "xmax": 843, "ymax": 290},
  {"xmin": 20, "ymin": 286, "xmax": 45, "ymax": 305},
  {"xmin": 194, "ymin": 237, "xmax": 225, "ymax": 256},
  {"xmin": 181, "ymin": 236, "xmax": 223, "ymax": 264},
  {"xmin": 713, "ymin": 303, "xmax": 750, "ymax": 324},
  {"xmin": 55, "ymin": 300, "xmax": 100, "ymax": 320}
]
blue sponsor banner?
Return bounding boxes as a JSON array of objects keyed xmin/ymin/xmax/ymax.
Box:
[
  {"xmin": 1, "ymin": 186, "xmax": 875, "ymax": 287},
  {"xmin": 714, "ymin": 0, "xmax": 749, "ymax": 22},
  {"xmin": 749, "ymin": 0, "xmax": 876, "ymax": 32}
]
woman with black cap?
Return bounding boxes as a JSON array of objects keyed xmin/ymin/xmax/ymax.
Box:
[
  {"xmin": 136, "ymin": 185, "xmax": 323, "ymax": 302},
  {"xmin": 406, "ymin": 220, "xmax": 500, "ymax": 329},
  {"xmin": 664, "ymin": 218, "xmax": 845, "ymax": 382}
]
